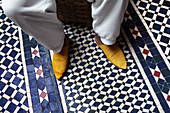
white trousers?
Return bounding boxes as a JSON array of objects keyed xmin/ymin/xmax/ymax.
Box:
[{"xmin": 2, "ymin": 0, "xmax": 128, "ymax": 53}]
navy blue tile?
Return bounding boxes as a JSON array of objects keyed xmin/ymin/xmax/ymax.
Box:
[
  {"xmin": 17, "ymin": 55, "xmax": 22, "ymax": 62},
  {"xmin": 24, "ymin": 46, "xmax": 31, "ymax": 52},
  {"xmin": 25, "ymin": 51, "xmax": 32, "ymax": 59},
  {"xmin": 42, "ymin": 99, "xmax": 49, "ymax": 107},
  {"xmin": 43, "ymin": 108, "xmax": 50, "ymax": 113},
  {"xmin": 149, "ymin": 63, "xmax": 156, "ymax": 69},
  {"xmin": 136, "ymin": 53, "xmax": 144, "ymax": 61},
  {"xmin": 12, "ymin": 77, "xmax": 21, "ymax": 86},
  {"xmin": 150, "ymin": 48, "xmax": 159, "ymax": 56},
  {"xmin": 14, "ymin": 92, "xmax": 24, "ymax": 101},
  {"xmin": 38, "ymin": 82, "xmax": 45, "ymax": 91},
  {"xmin": 56, "ymin": 97, "xmax": 63, "ymax": 113},
  {"xmin": 11, "ymin": 63, "xmax": 19, "ymax": 71},
  {"xmin": 156, "ymin": 92, "xmax": 165, "ymax": 102},
  {"xmin": 144, "ymin": 104, "xmax": 152, "ymax": 109},
  {"xmin": 0, "ymin": 81, "xmax": 6, "ymax": 90},
  {"xmin": 31, "ymin": 95, "xmax": 40, "ymax": 105},
  {"xmin": 48, "ymin": 93, "xmax": 56, "ymax": 102},
  {"xmin": 157, "ymin": 62, "xmax": 167, "ymax": 70},
  {"xmin": 30, "ymin": 87, "xmax": 38, "ymax": 96},
  {"xmin": 141, "ymin": 32, "xmax": 150, "ymax": 38},
  {"xmin": 42, "ymin": 63, "xmax": 49, "ymax": 70},
  {"xmin": 49, "ymin": 102, "xmax": 58, "ymax": 111},
  {"xmin": 154, "ymin": 55, "xmax": 164, "ymax": 63},
  {"xmin": 7, "ymin": 103, "xmax": 17, "ymax": 113},
  {"xmin": 43, "ymin": 70, "xmax": 51, "ymax": 78},
  {"xmin": 23, "ymin": 98, "xmax": 29, "ymax": 107},
  {"xmin": 149, "ymin": 4, "xmax": 157, "ymax": 11},
  {"xmin": 46, "ymin": 85, "xmax": 55, "ymax": 94},
  {"xmin": 28, "ymin": 72, "xmax": 36, "ymax": 80},
  {"xmin": 29, "ymin": 78, "xmax": 37, "ymax": 88},
  {"xmin": 162, "ymin": 86, "xmax": 169, "ymax": 94},
  {"xmin": 33, "ymin": 103, "xmax": 42, "ymax": 113},
  {"xmin": 161, "ymin": 69, "xmax": 170, "ymax": 78},
  {"xmin": 37, "ymin": 77, "xmax": 45, "ymax": 84},
  {"xmin": 4, "ymin": 72, "xmax": 13, "ymax": 80},
  {"xmin": 18, "ymin": 108, "xmax": 28, "ymax": 113},
  {"xmin": 33, "ymin": 56, "xmax": 40, "ymax": 63},
  {"xmin": 5, "ymin": 87, "xmax": 15, "ymax": 96},
  {"xmin": 16, "ymin": 42, "xmax": 20, "ymax": 49},
  {"xmin": 144, "ymin": 37, "xmax": 154, "ymax": 44},
  {"xmin": 1, "ymin": 24, "xmax": 8, "ymax": 30},
  {"xmin": 152, "ymin": 83, "xmax": 161, "ymax": 93},
  {"xmin": 0, "ymin": 97, "xmax": 8, "ymax": 107},
  {"xmin": 147, "ymin": 43, "xmax": 155, "ymax": 49},
  {"xmin": 45, "ymin": 77, "xmax": 53, "ymax": 86},
  {"xmin": 23, "ymin": 39, "xmax": 31, "ymax": 47},
  {"xmin": 160, "ymin": 101, "xmax": 169, "ymax": 111},
  {"xmin": 9, "ymin": 50, "xmax": 18, "ymax": 58},
  {"xmin": 2, "ymin": 46, "xmax": 10, "ymax": 53},
  {"xmin": 2, "ymin": 59, "xmax": 11, "ymax": 67},
  {"xmin": 26, "ymin": 58, "xmax": 33, "ymax": 65},
  {"xmin": 138, "ymin": 26, "xmax": 147, "ymax": 33},
  {"xmin": 165, "ymin": 77, "xmax": 170, "ymax": 85},
  {"xmin": 161, "ymin": 36, "xmax": 169, "ymax": 43},
  {"xmin": 27, "ymin": 65, "xmax": 35, "ymax": 73},
  {"xmin": 140, "ymin": 60, "xmax": 148, "ymax": 68},
  {"xmin": 164, "ymin": 27, "xmax": 170, "ymax": 34},
  {"xmin": 40, "ymin": 57, "xmax": 48, "ymax": 64},
  {"xmin": 18, "ymin": 108, "xmax": 27, "ymax": 113},
  {"xmin": 158, "ymin": 79, "xmax": 165, "ymax": 85}
]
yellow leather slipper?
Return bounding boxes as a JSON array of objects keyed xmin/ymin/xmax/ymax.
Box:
[
  {"xmin": 52, "ymin": 40, "xmax": 70, "ymax": 79},
  {"xmin": 96, "ymin": 42, "xmax": 127, "ymax": 69}
]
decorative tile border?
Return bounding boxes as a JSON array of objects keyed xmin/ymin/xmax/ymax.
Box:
[
  {"xmin": 19, "ymin": 30, "xmax": 63, "ymax": 113},
  {"xmin": 132, "ymin": 0, "xmax": 170, "ymax": 69},
  {"xmin": 121, "ymin": 0, "xmax": 170, "ymax": 112}
]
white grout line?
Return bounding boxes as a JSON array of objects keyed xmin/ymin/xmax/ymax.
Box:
[
  {"xmin": 130, "ymin": 0, "xmax": 170, "ymax": 70},
  {"xmin": 121, "ymin": 27, "xmax": 164, "ymax": 113},
  {"xmin": 18, "ymin": 27, "xmax": 33, "ymax": 113},
  {"xmin": 50, "ymin": 50, "xmax": 68, "ymax": 113}
]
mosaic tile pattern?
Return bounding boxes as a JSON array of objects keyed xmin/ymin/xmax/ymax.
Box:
[
  {"xmin": 124, "ymin": 1, "xmax": 170, "ymax": 112},
  {"xmin": 134, "ymin": 0, "xmax": 170, "ymax": 63},
  {"xmin": 56, "ymin": 0, "xmax": 170, "ymax": 112},
  {"xmin": 21, "ymin": 32, "xmax": 63, "ymax": 113},
  {"xmin": 57, "ymin": 23, "xmax": 159, "ymax": 112},
  {"xmin": 0, "ymin": 3, "xmax": 29, "ymax": 113},
  {"xmin": 0, "ymin": 0, "xmax": 170, "ymax": 112}
]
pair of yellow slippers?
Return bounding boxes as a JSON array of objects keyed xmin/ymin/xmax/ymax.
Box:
[{"xmin": 52, "ymin": 35, "xmax": 127, "ymax": 79}]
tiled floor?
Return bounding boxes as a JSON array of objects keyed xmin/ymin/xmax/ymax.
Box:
[{"xmin": 0, "ymin": 0, "xmax": 169, "ymax": 113}]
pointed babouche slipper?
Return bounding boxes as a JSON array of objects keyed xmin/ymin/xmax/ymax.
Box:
[
  {"xmin": 95, "ymin": 34, "xmax": 127, "ymax": 69},
  {"xmin": 52, "ymin": 36, "xmax": 70, "ymax": 79}
]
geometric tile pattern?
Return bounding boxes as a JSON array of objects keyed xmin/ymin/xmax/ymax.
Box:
[
  {"xmin": 0, "ymin": 2, "xmax": 29, "ymax": 113},
  {"xmin": 0, "ymin": 0, "xmax": 169, "ymax": 113},
  {"xmin": 22, "ymin": 33, "xmax": 63, "ymax": 113},
  {"xmin": 135, "ymin": 0, "xmax": 170, "ymax": 63},
  {"xmin": 60, "ymin": 23, "xmax": 159, "ymax": 112},
  {"xmin": 124, "ymin": 1, "xmax": 170, "ymax": 112}
]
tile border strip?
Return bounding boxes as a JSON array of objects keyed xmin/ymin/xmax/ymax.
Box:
[
  {"xmin": 129, "ymin": 0, "xmax": 170, "ymax": 70},
  {"xmin": 121, "ymin": 27, "xmax": 164, "ymax": 112},
  {"xmin": 18, "ymin": 27, "xmax": 33, "ymax": 113},
  {"xmin": 50, "ymin": 50, "xmax": 68, "ymax": 113}
]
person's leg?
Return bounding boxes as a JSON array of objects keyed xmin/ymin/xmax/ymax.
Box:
[
  {"xmin": 2, "ymin": 0, "xmax": 65, "ymax": 53},
  {"xmin": 91, "ymin": 0, "xmax": 129, "ymax": 45},
  {"xmin": 2, "ymin": 0, "xmax": 69, "ymax": 79},
  {"xmin": 91, "ymin": 0, "xmax": 129, "ymax": 69}
]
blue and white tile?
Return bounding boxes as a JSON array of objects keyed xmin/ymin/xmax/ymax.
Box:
[{"xmin": 1, "ymin": 0, "xmax": 170, "ymax": 112}]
